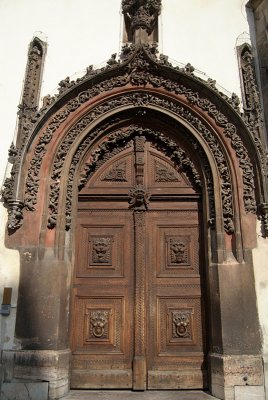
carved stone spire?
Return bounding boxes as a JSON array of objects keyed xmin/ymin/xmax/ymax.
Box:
[
  {"xmin": 2, "ymin": 36, "xmax": 47, "ymax": 233},
  {"xmin": 17, "ymin": 36, "xmax": 47, "ymax": 148},
  {"xmin": 236, "ymin": 43, "xmax": 263, "ymax": 135},
  {"xmin": 122, "ymin": 0, "xmax": 161, "ymax": 44}
]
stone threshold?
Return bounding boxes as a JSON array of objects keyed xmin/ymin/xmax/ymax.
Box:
[{"xmin": 62, "ymin": 390, "xmax": 217, "ymax": 400}]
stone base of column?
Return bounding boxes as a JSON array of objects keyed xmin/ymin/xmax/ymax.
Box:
[
  {"xmin": 209, "ymin": 353, "xmax": 265, "ymax": 400},
  {"xmin": 1, "ymin": 349, "xmax": 71, "ymax": 400},
  {"xmin": 263, "ymin": 354, "xmax": 268, "ymax": 400}
]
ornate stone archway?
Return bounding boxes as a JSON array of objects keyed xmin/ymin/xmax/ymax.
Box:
[{"xmin": 2, "ymin": 41, "xmax": 267, "ymax": 399}]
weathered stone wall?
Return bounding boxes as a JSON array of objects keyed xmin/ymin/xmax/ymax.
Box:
[
  {"xmin": 247, "ymin": 1, "xmax": 268, "ymax": 398},
  {"xmin": 253, "ymin": 222, "xmax": 268, "ymax": 400},
  {"xmin": 247, "ymin": 0, "xmax": 268, "ymax": 143}
]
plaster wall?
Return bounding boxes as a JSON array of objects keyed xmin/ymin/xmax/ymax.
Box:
[{"xmin": 0, "ymin": 204, "xmax": 20, "ymax": 351}]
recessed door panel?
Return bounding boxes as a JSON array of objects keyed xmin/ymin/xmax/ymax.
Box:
[
  {"xmin": 71, "ymin": 211, "xmax": 134, "ymax": 388},
  {"xmin": 147, "ymin": 211, "xmax": 207, "ymax": 389}
]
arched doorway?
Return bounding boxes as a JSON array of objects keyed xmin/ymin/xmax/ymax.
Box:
[
  {"xmin": 71, "ymin": 128, "xmax": 208, "ymax": 390},
  {"xmin": 2, "ymin": 40, "xmax": 265, "ymax": 399}
]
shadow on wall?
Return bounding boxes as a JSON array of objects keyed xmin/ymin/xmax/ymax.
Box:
[{"xmin": 0, "ymin": 204, "xmax": 20, "ymax": 352}]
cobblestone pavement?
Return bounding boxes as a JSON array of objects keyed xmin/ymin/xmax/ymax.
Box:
[{"xmin": 63, "ymin": 391, "xmax": 217, "ymax": 399}]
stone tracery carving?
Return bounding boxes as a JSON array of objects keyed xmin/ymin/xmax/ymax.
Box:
[
  {"xmin": 15, "ymin": 38, "xmax": 47, "ymax": 153},
  {"xmin": 46, "ymin": 95, "xmax": 233, "ymax": 231},
  {"xmin": 8, "ymin": 42, "xmax": 259, "ymax": 154},
  {"xmin": 238, "ymin": 44, "xmax": 263, "ymax": 133},
  {"xmin": 27, "ymin": 89, "xmax": 236, "ymax": 232},
  {"xmin": 22, "ymin": 53, "xmax": 256, "ymax": 221},
  {"xmin": 20, "ymin": 40, "xmax": 45, "ymax": 114},
  {"xmin": 2, "ymin": 44, "xmax": 264, "ymax": 234}
]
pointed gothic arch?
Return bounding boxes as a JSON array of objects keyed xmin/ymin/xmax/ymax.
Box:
[{"xmin": 2, "ymin": 44, "xmax": 266, "ymax": 398}]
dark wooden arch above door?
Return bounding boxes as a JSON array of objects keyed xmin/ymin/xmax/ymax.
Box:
[{"xmin": 71, "ymin": 135, "xmax": 207, "ymax": 390}]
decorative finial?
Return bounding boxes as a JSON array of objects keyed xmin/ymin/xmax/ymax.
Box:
[{"xmin": 122, "ymin": 0, "xmax": 161, "ymax": 44}]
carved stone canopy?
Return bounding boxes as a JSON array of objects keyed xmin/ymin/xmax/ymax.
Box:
[{"xmin": 122, "ymin": 0, "xmax": 161, "ymax": 43}]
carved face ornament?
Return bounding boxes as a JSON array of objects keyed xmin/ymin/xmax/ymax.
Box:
[{"xmin": 90, "ymin": 311, "xmax": 109, "ymax": 338}]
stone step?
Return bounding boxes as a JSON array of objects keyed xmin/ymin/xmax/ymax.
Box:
[{"xmin": 62, "ymin": 390, "xmax": 217, "ymax": 400}]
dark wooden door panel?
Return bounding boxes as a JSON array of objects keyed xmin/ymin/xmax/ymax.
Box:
[
  {"xmin": 71, "ymin": 211, "xmax": 134, "ymax": 388},
  {"xmin": 146, "ymin": 211, "xmax": 207, "ymax": 389},
  {"xmin": 76, "ymin": 223, "xmax": 128, "ymax": 278},
  {"xmin": 71, "ymin": 142, "xmax": 207, "ymax": 390}
]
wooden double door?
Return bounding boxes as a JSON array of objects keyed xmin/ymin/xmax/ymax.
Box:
[{"xmin": 71, "ymin": 138, "xmax": 207, "ymax": 390}]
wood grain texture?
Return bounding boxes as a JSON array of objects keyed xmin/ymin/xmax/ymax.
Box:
[{"xmin": 71, "ymin": 140, "xmax": 207, "ymax": 390}]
